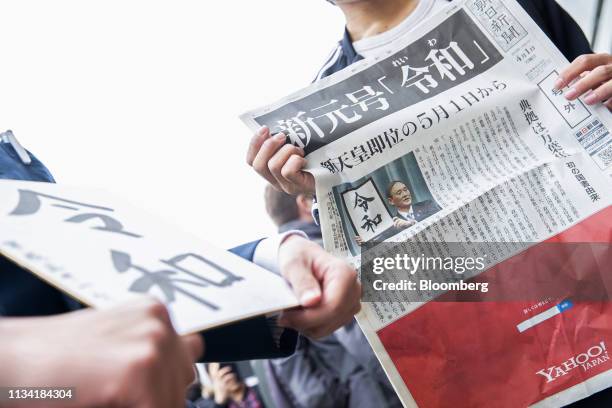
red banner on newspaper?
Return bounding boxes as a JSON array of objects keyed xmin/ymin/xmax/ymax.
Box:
[{"xmin": 378, "ymin": 207, "xmax": 612, "ymax": 407}]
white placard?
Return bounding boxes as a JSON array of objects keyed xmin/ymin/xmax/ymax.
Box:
[
  {"xmin": 0, "ymin": 180, "xmax": 299, "ymax": 335},
  {"xmin": 341, "ymin": 178, "xmax": 394, "ymax": 242}
]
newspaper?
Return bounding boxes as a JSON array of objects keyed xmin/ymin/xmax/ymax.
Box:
[
  {"xmin": 0, "ymin": 180, "xmax": 299, "ymax": 335},
  {"xmin": 241, "ymin": 0, "xmax": 612, "ymax": 406}
]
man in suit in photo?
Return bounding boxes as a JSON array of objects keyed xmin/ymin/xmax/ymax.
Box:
[
  {"xmin": 386, "ymin": 180, "xmax": 441, "ymax": 229},
  {"xmin": 355, "ymin": 180, "xmax": 441, "ymax": 245}
]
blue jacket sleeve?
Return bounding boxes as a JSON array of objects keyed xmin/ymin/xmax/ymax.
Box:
[
  {"xmin": 227, "ymin": 239, "xmax": 263, "ymax": 262},
  {"xmin": 198, "ymin": 240, "xmax": 298, "ymax": 362}
]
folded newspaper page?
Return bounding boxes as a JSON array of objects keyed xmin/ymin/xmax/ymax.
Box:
[
  {"xmin": 241, "ymin": 0, "xmax": 612, "ymax": 406},
  {"xmin": 0, "ymin": 180, "xmax": 299, "ymax": 335}
]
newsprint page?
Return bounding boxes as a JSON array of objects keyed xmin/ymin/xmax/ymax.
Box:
[{"xmin": 241, "ymin": 0, "xmax": 612, "ymax": 406}]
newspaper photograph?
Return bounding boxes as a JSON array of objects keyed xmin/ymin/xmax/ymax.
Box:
[{"xmin": 241, "ymin": 0, "xmax": 612, "ymax": 406}]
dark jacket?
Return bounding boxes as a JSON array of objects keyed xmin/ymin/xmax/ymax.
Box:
[
  {"xmin": 0, "ymin": 139, "xmax": 296, "ymax": 362},
  {"xmin": 395, "ymin": 199, "xmax": 442, "ymax": 222}
]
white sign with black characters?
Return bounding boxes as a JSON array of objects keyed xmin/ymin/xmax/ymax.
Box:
[
  {"xmin": 0, "ymin": 180, "xmax": 299, "ymax": 335},
  {"xmin": 341, "ymin": 179, "xmax": 394, "ymax": 242}
]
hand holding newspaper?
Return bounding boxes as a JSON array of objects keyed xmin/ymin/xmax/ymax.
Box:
[{"xmin": 241, "ymin": 0, "xmax": 612, "ymax": 406}]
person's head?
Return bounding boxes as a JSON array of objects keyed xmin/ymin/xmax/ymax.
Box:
[
  {"xmin": 387, "ymin": 181, "xmax": 412, "ymax": 211},
  {"xmin": 264, "ymin": 184, "xmax": 313, "ymax": 227}
]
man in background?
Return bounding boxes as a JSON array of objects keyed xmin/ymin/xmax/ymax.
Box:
[
  {"xmin": 264, "ymin": 186, "xmax": 322, "ymax": 245},
  {"xmin": 261, "ymin": 185, "xmax": 402, "ymax": 408}
]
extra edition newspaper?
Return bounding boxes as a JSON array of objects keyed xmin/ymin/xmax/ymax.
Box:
[{"xmin": 241, "ymin": 0, "xmax": 612, "ymax": 406}]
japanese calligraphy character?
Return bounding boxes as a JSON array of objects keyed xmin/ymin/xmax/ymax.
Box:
[
  {"xmin": 64, "ymin": 213, "xmax": 142, "ymax": 238},
  {"xmin": 532, "ymin": 122, "xmax": 546, "ymax": 134},
  {"xmin": 432, "ymin": 105, "xmax": 450, "ymax": 122},
  {"xmin": 335, "ymin": 152, "xmax": 354, "ymax": 172},
  {"xmin": 461, "ymin": 91, "xmax": 480, "ymax": 107},
  {"xmin": 350, "ymin": 145, "xmax": 371, "ymax": 163},
  {"xmin": 321, "ymin": 158, "xmax": 340, "ymax": 174},
  {"xmin": 524, "ymin": 111, "xmax": 539, "ymax": 125},
  {"xmin": 477, "ymin": 87, "xmax": 494, "ymax": 98},
  {"xmin": 401, "ymin": 65, "xmax": 439, "ymax": 94},
  {"xmin": 161, "ymin": 253, "xmax": 243, "ymax": 288},
  {"xmin": 316, "ymin": 105, "xmax": 362, "ymax": 134},
  {"xmin": 9, "ymin": 189, "xmax": 142, "ymax": 238},
  {"xmin": 472, "ymin": 0, "xmax": 489, "ymax": 13},
  {"xmin": 361, "ymin": 214, "xmax": 382, "ymax": 233},
  {"xmin": 519, "ymin": 99, "xmax": 532, "ymax": 112},
  {"xmin": 276, "ymin": 111, "xmax": 324, "ymax": 148},
  {"xmin": 366, "ymin": 135, "xmax": 386, "ymax": 156},
  {"xmin": 353, "ymin": 192, "xmax": 375, "ymax": 212},
  {"xmin": 426, "ymin": 41, "xmax": 475, "ymax": 81},
  {"xmin": 110, "ymin": 250, "xmax": 224, "ymax": 311},
  {"xmin": 10, "ymin": 189, "xmax": 112, "ymax": 216},
  {"xmin": 540, "ymin": 133, "xmax": 552, "ymax": 144},
  {"xmin": 501, "ymin": 27, "xmax": 520, "ymax": 44},
  {"xmin": 492, "ymin": 80, "xmax": 507, "ymax": 90},
  {"xmin": 496, "ymin": 13, "xmax": 511, "ymax": 27},
  {"xmin": 490, "ymin": 13, "xmax": 511, "ymax": 34},
  {"xmin": 346, "ymin": 86, "xmax": 390, "ymax": 112},
  {"xmin": 547, "ymin": 141, "xmax": 569, "ymax": 158}
]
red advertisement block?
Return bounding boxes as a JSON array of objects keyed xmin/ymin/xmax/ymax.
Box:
[{"xmin": 378, "ymin": 207, "xmax": 612, "ymax": 407}]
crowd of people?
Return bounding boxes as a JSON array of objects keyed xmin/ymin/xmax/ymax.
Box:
[{"xmin": 1, "ymin": 0, "xmax": 611, "ymax": 406}]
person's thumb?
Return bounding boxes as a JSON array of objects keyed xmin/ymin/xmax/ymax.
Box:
[
  {"xmin": 181, "ymin": 333, "xmax": 205, "ymax": 361},
  {"xmin": 284, "ymin": 260, "xmax": 322, "ymax": 307}
]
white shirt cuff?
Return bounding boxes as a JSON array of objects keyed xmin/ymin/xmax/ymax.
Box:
[{"xmin": 253, "ymin": 230, "xmax": 308, "ymax": 275}]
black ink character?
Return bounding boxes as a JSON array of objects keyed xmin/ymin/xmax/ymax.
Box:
[
  {"xmin": 353, "ymin": 192, "xmax": 375, "ymax": 212},
  {"xmin": 110, "ymin": 250, "xmax": 244, "ymax": 311},
  {"xmin": 9, "ymin": 189, "xmax": 142, "ymax": 238},
  {"xmin": 361, "ymin": 214, "xmax": 382, "ymax": 233}
]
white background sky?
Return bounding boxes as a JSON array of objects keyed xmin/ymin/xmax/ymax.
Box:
[
  {"xmin": 0, "ymin": 0, "xmax": 344, "ymax": 248},
  {"xmin": 0, "ymin": 1, "xmax": 608, "ymax": 248}
]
